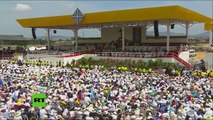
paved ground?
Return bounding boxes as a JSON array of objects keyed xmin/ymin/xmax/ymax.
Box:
[{"xmin": 204, "ymin": 52, "xmax": 213, "ymax": 69}]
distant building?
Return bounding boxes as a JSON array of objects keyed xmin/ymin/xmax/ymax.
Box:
[{"xmin": 0, "ymin": 35, "xmax": 27, "ymax": 40}]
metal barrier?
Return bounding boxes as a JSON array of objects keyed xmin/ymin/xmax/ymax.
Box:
[
  {"xmin": 95, "ymin": 51, "xmax": 194, "ymax": 68},
  {"xmin": 95, "ymin": 51, "xmax": 176, "ymax": 58},
  {"xmin": 0, "ymin": 57, "xmax": 13, "ymax": 60},
  {"xmin": 28, "ymin": 51, "xmax": 65, "ymax": 55},
  {"xmin": 28, "ymin": 50, "xmax": 85, "ymax": 56}
]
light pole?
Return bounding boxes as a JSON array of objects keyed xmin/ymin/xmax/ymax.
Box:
[
  {"xmin": 0, "ymin": 40, "xmax": 2, "ymax": 67},
  {"xmin": 1, "ymin": 40, "xmax": 4, "ymax": 60},
  {"xmin": 72, "ymin": 8, "xmax": 84, "ymax": 52},
  {"xmin": 37, "ymin": 38, "xmax": 39, "ymax": 60},
  {"xmin": 209, "ymin": 30, "xmax": 213, "ymax": 70}
]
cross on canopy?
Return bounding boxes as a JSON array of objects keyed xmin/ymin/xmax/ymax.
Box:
[{"xmin": 72, "ymin": 8, "xmax": 83, "ymax": 25}]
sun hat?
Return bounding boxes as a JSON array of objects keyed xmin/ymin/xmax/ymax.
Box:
[
  {"xmin": 84, "ymin": 111, "xmax": 90, "ymax": 116},
  {"xmin": 16, "ymin": 101, "xmax": 23, "ymax": 106}
]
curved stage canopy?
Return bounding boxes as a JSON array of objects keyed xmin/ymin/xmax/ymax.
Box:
[{"xmin": 17, "ymin": 5, "xmax": 212, "ymax": 30}]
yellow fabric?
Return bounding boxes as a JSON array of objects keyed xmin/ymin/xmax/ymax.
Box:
[
  {"xmin": 142, "ymin": 68, "xmax": 146, "ymax": 73},
  {"xmin": 60, "ymin": 101, "xmax": 67, "ymax": 105},
  {"xmin": 206, "ymin": 116, "xmax": 212, "ymax": 120},
  {"xmin": 210, "ymin": 72, "xmax": 213, "ymax": 77},
  {"xmin": 75, "ymin": 100, "xmax": 81, "ymax": 105},
  {"xmin": 201, "ymin": 72, "xmax": 204, "ymax": 77},
  {"xmin": 148, "ymin": 68, "xmax": 152, "ymax": 73},
  {"xmin": 205, "ymin": 23, "xmax": 213, "ymax": 31},
  {"xmin": 103, "ymin": 89, "xmax": 109, "ymax": 95},
  {"xmin": 176, "ymin": 70, "xmax": 180, "ymax": 76},
  {"xmin": 17, "ymin": 102, "xmax": 23, "ymax": 106},
  {"xmin": 109, "ymin": 86, "xmax": 113, "ymax": 90}
]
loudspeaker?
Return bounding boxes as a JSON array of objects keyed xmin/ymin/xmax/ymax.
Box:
[
  {"xmin": 171, "ymin": 24, "xmax": 175, "ymax": 29},
  {"xmin": 154, "ymin": 20, "xmax": 159, "ymax": 37},
  {"xmin": 32, "ymin": 28, "xmax": 36, "ymax": 39},
  {"xmin": 53, "ymin": 30, "xmax": 57, "ymax": 34}
]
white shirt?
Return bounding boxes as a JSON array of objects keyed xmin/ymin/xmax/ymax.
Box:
[
  {"xmin": 84, "ymin": 96, "xmax": 91, "ymax": 105},
  {"xmin": 62, "ymin": 108, "xmax": 69, "ymax": 116},
  {"xmin": 40, "ymin": 109, "xmax": 47, "ymax": 117},
  {"xmin": 12, "ymin": 90, "xmax": 19, "ymax": 98}
]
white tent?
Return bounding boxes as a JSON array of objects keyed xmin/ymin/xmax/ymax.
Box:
[{"xmin": 28, "ymin": 46, "xmax": 46, "ymax": 51}]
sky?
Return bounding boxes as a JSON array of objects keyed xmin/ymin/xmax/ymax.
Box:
[{"xmin": 0, "ymin": 0, "xmax": 212, "ymax": 38}]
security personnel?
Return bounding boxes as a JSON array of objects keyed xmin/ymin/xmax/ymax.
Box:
[
  {"xmin": 197, "ymin": 71, "xmax": 201, "ymax": 77},
  {"xmin": 142, "ymin": 68, "xmax": 146, "ymax": 73},
  {"xmin": 50, "ymin": 62, "xmax": 52, "ymax": 67},
  {"xmin": 124, "ymin": 67, "xmax": 128, "ymax": 71},
  {"xmin": 201, "ymin": 71, "xmax": 205, "ymax": 77},
  {"xmin": 193, "ymin": 71, "xmax": 197, "ymax": 77},
  {"xmin": 134, "ymin": 68, "xmax": 138, "ymax": 72},
  {"xmin": 210, "ymin": 70, "xmax": 213, "ymax": 77},
  {"xmin": 12, "ymin": 60, "xmax": 15, "ymax": 64},
  {"xmin": 62, "ymin": 62, "xmax": 65, "ymax": 68},
  {"xmin": 101, "ymin": 65, "xmax": 104, "ymax": 69},
  {"xmin": 148, "ymin": 68, "xmax": 152, "ymax": 73},
  {"xmin": 175, "ymin": 70, "xmax": 180, "ymax": 76},
  {"xmin": 56, "ymin": 61, "xmax": 59, "ymax": 67},
  {"xmin": 86, "ymin": 64, "xmax": 89, "ymax": 69},
  {"xmin": 117, "ymin": 67, "xmax": 121, "ymax": 71}
]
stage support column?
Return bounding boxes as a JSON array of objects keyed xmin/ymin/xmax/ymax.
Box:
[
  {"xmin": 74, "ymin": 29, "xmax": 78, "ymax": 51},
  {"xmin": 209, "ymin": 30, "xmax": 213, "ymax": 70},
  {"xmin": 141, "ymin": 25, "xmax": 146, "ymax": 43},
  {"xmin": 1, "ymin": 40, "xmax": 3, "ymax": 59},
  {"xmin": 47, "ymin": 28, "xmax": 50, "ymax": 51},
  {"xmin": 166, "ymin": 23, "xmax": 170, "ymax": 53},
  {"xmin": 122, "ymin": 26, "xmax": 125, "ymax": 51},
  {"xmin": 209, "ymin": 30, "xmax": 213, "ymax": 47},
  {"xmin": 186, "ymin": 22, "xmax": 189, "ymax": 44}
]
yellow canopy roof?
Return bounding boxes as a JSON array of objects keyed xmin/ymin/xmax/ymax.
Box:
[
  {"xmin": 17, "ymin": 5, "xmax": 212, "ymax": 29},
  {"xmin": 205, "ymin": 23, "xmax": 213, "ymax": 31}
]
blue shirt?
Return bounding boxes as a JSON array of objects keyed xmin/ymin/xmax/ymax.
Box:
[
  {"xmin": 0, "ymin": 79, "xmax": 5, "ymax": 89},
  {"xmin": 3, "ymin": 112, "xmax": 11, "ymax": 119},
  {"xmin": 0, "ymin": 79, "xmax": 3, "ymax": 85}
]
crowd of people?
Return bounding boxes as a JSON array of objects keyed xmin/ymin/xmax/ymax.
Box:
[{"xmin": 0, "ymin": 59, "xmax": 212, "ymax": 120}]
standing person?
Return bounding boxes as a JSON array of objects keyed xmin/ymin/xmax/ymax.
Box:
[
  {"xmin": 12, "ymin": 88, "xmax": 19, "ymax": 102},
  {"xmin": 200, "ymin": 59, "xmax": 206, "ymax": 72},
  {"xmin": 77, "ymin": 90, "xmax": 84, "ymax": 102},
  {"xmin": 0, "ymin": 78, "xmax": 4, "ymax": 90}
]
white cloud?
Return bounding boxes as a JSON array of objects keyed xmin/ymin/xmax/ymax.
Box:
[{"xmin": 15, "ymin": 4, "xmax": 31, "ymax": 12}]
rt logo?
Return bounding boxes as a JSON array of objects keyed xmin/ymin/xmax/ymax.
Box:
[{"xmin": 32, "ymin": 94, "xmax": 46, "ymax": 107}]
